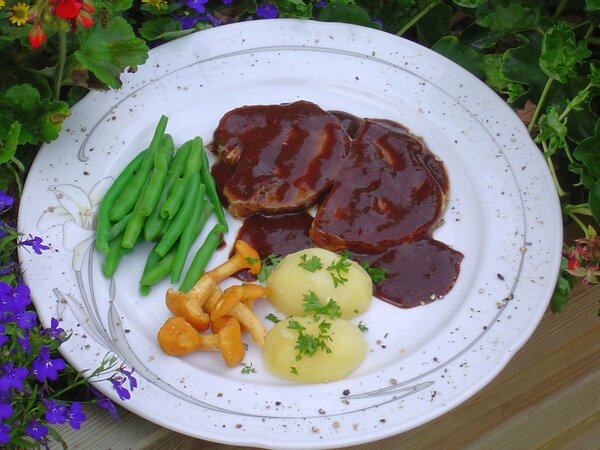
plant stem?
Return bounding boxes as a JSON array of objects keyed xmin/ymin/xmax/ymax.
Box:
[
  {"xmin": 584, "ymin": 22, "xmax": 596, "ymax": 41},
  {"xmin": 567, "ymin": 211, "xmax": 591, "ymax": 238},
  {"xmin": 528, "ymin": 77, "xmax": 553, "ymax": 133},
  {"xmin": 54, "ymin": 31, "xmax": 67, "ymax": 101},
  {"xmin": 552, "ymin": 0, "xmax": 568, "ymax": 20},
  {"xmin": 543, "ymin": 142, "xmax": 567, "ymax": 197},
  {"xmin": 397, "ymin": 0, "xmax": 441, "ymax": 36}
]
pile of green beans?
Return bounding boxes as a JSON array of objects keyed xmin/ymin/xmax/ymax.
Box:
[{"xmin": 96, "ymin": 115, "xmax": 229, "ymax": 295}]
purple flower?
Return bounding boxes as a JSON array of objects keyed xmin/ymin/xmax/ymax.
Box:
[
  {"xmin": 91, "ymin": 388, "xmax": 118, "ymax": 419},
  {"xmin": 371, "ymin": 16, "xmax": 383, "ymax": 27},
  {"xmin": 0, "ymin": 281, "xmax": 31, "ymax": 317},
  {"xmin": 0, "ymin": 422, "xmax": 10, "ymax": 444},
  {"xmin": 32, "ymin": 346, "xmax": 66, "ymax": 382},
  {"xmin": 66, "ymin": 402, "xmax": 86, "ymax": 429},
  {"xmin": 19, "ymin": 235, "xmax": 49, "ymax": 255},
  {"xmin": 176, "ymin": 14, "xmax": 202, "ymax": 29},
  {"xmin": 185, "ymin": 0, "xmax": 208, "ymax": 13},
  {"xmin": 221, "ymin": 0, "xmax": 233, "ymax": 4},
  {"xmin": 313, "ymin": 0, "xmax": 327, "ymax": 7},
  {"xmin": 110, "ymin": 377, "xmax": 131, "ymax": 401},
  {"xmin": 119, "ymin": 367, "xmax": 138, "ymax": 391},
  {"xmin": 202, "ymin": 12, "xmax": 222, "ymax": 27},
  {"xmin": 256, "ymin": 1, "xmax": 278, "ymax": 19},
  {"xmin": 42, "ymin": 317, "xmax": 66, "ymax": 342},
  {"xmin": 0, "ymin": 362, "xmax": 28, "ymax": 392},
  {"xmin": 0, "ymin": 191, "xmax": 14, "ymax": 212},
  {"xmin": 16, "ymin": 310, "xmax": 37, "ymax": 330},
  {"xmin": 44, "ymin": 399, "xmax": 67, "ymax": 424},
  {"xmin": 0, "ymin": 402, "xmax": 12, "ymax": 419},
  {"xmin": 25, "ymin": 419, "xmax": 48, "ymax": 440},
  {"xmin": 18, "ymin": 330, "xmax": 32, "ymax": 353}
]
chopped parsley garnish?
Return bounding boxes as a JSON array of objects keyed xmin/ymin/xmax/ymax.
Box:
[
  {"xmin": 357, "ymin": 321, "xmax": 369, "ymax": 332},
  {"xmin": 256, "ymin": 254, "xmax": 283, "ymax": 282},
  {"xmin": 287, "ymin": 293, "xmax": 342, "ymax": 363},
  {"xmin": 302, "ymin": 291, "xmax": 341, "ymax": 319},
  {"xmin": 290, "ymin": 367, "xmax": 298, "ymax": 375},
  {"xmin": 359, "ymin": 260, "xmax": 388, "ymax": 283},
  {"xmin": 246, "ymin": 256, "xmax": 260, "ymax": 265},
  {"xmin": 327, "ymin": 250, "xmax": 351, "ymax": 287},
  {"xmin": 265, "ymin": 313, "xmax": 281, "ymax": 324},
  {"xmin": 241, "ymin": 363, "xmax": 256, "ymax": 374},
  {"xmin": 298, "ymin": 254, "xmax": 323, "ymax": 272}
]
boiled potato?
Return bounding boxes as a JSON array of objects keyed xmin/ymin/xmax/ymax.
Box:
[
  {"xmin": 266, "ymin": 248, "xmax": 372, "ymax": 319},
  {"xmin": 262, "ymin": 316, "xmax": 367, "ymax": 383}
]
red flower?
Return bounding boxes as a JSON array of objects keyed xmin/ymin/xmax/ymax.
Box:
[
  {"xmin": 54, "ymin": 0, "xmax": 83, "ymax": 19},
  {"xmin": 29, "ymin": 22, "xmax": 46, "ymax": 49}
]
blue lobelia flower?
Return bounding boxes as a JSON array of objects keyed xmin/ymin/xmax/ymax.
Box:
[
  {"xmin": 0, "ymin": 325, "xmax": 7, "ymax": 346},
  {"xmin": 32, "ymin": 346, "xmax": 66, "ymax": 382},
  {"xmin": 0, "ymin": 281, "xmax": 31, "ymax": 318},
  {"xmin": 91, "ymin": 388, "xmax": 118, "ymax": 419},
  {"xmin": 42, "ymin": 317, "xmax": 66, "ymax": 342},
  {"xmin": 0, "ymin": 402, "xmax": 12, "ymax": 419},
  {"xmin": 185, "ymin": 0, "xmax": 208, "ymax": 13},
  {"xmin": 0, "ymin": 422, "xmax": 10, "ymax": 444},
  {"xmin": 256, "ymin": 1, "xmax": 278, "ymax": 18},
  {"xmin": 43, "ymin": 399, "xmax": 67, "ymax": 425},
  {"xmin": 66, "ymin": 402, "xmax": 86, "ymax": 429},
  {"xmin": 19, "ymin": 235, "xmax": 49, "ymax": 255},
  {"xmin": 110, "ymin": 376, "xmax": 131, "ymax": 401},
  {"xmin": 0, "ymin": 362, "xmax": 28, "ymax": 392},
  {"xmin": 25, "ymin": 419, "xmax": 48, "ymax": 440}
]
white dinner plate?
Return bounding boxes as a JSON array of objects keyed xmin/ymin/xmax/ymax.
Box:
[{"xmin": 18, "ymin": 19, "xmax": 562, "ymax": 449}]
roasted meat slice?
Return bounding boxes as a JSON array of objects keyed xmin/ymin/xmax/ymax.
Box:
[
  {"xmin": 310, "ymin": 119, "xmax": 448, "ymax": 253},
  {"xmin": 353, "ymin": 238, "xmax": 463, "ymax": 308},
  {"xmin": 211, "ymin": 100, "xmax": 351, "ymax": 218}
]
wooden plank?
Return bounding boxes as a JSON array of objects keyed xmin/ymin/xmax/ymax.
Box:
[{"xmin": 51, "ymin": 285, "xmax": 600, "ymax": 449}]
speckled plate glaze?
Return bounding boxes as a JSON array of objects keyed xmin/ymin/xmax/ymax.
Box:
[{"xmin": 18, "ymin": 19, "xmax": 562, "ymax": 449}]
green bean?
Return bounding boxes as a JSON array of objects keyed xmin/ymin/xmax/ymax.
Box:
[
  {"xmin": 170, "ymin": 200, "xmax": 214, "ymax": 284},
  {"xmin": 139, "ymin": 285, "xmax": 151, "ymax": 296},
  {"xmin": 95, "ymin": 150, "xmax": 146, "ymax": 253},
  {"xmin": 160, "ymin": 177, "xmax": 188, "ymax": 220},
  {"xmin": 102, "ymin": 238, "xmax": 135, "ymax": 278},
  {"xmin": 107, "ymin": 212, "xmax": 132, "ymax": 242},
  {"xmin": 109, "ymin": 115, "xmax": 168, "ymax": 222},
  {"xmin": 140, "ymin": 247, "xmax": 176, "ymax": 286},
  {"xmin": 200, "ymin": 147, "xmax": 229, "ymax": 232},
  {"xmin": 179, "ymin": 223, "xmax": 227, "ymax": 293},
  {"xmin": 138, "ymin": 134, "xmax": 174, "ymax": 217},
  {"xmin": 154, "ymin": 172, "xmax": 201, "ymax": 257},
  {"xmin": 143, "ymin": 141, "xmax": 192, "ymax": 241},
  {"xmin": 121, "ymin": 176, "xmax": 152, "ymax": 249},
  {"xmin": 182, "ymin": 136, "xmax": 203, "ymax": 179}
]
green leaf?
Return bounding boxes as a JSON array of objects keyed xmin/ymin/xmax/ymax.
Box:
[
  {"xmin": 0, "ymin": 121, "xmax": 20, "ymax": 164},
  {"xmin": 74, "ymin": 17, "xmax": 149, "ymax": 89},
  {"xmin": 431, "ymin": 36, "xmax": 484, "ymax": 78},
  {"xmin": 475, "ymin": 1, "xmax": 540, "ymax": 33},
  {"xmin": 586, "ymin": 0, "xmax": 600, "ymax": 11},
  {"xmin": 550, "ymin": 268, "xmax": 573, "ymax": 313},
  {"xmin": 317, "ymin": 3, "xmax": 382, "ymax": 29},
  {"xmin": 0, "ymin": 84, "xmax": 70, "ymax": 145},
  {"xmin": 416, "ymin": 2, "xmax": 452, "ymax": 47},
  {"xmin": 573, "ymin": 128, "xmax": 600, "ymax": 187},
  {"xmin": 453, "ymin": 0, "xmax": 484, "ymax": 6},
  {"xmin": 138, "ymin": 16, "xmax": 193, "ymax": 42},
  {"xmin": 535, "ymin": 106, "xmax": 568, "ymax": 155},
  {"xmin": 459, "ymin": 24, "xmax": 505, "ymax": 51},
  {"xmin": 540, "ymin": 21, "xmax": 591, "ymax": 84},
  {"xmin": 588, "ymin": 182, "xmax": 600, "ymax": 225},
  {"xmin": 482, "ymin": 54, "xmax": 526, "ymax": 102},
  {"xmin": 276, "ymin": 0, "xmax": 313, "ymax": 18},
  {"xmin": 501, "ymin": 32, "xmax": 547, "ymax": 107},
  {"xmin": 97, "ymin": 0, "xmax": 133, "ymax": 12}
]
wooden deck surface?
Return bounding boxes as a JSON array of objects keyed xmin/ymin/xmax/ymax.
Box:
[{"xmin": 51, "ymin": 283, "xmax": 600, "ymax": 449}]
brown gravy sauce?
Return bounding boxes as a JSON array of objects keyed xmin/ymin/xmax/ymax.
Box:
[{"xmin": 211, "ymin": 104, "xmax": 462, "ymax": 308}]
